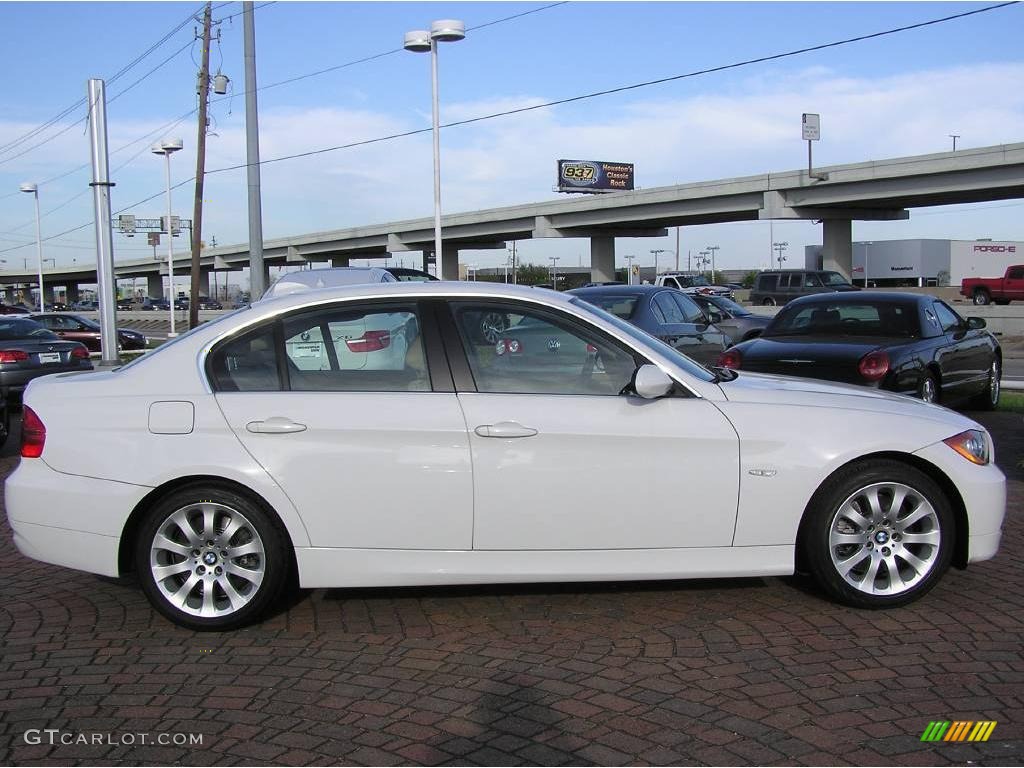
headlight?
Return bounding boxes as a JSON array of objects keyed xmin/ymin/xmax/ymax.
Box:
[{"xmin": 943, "ymin": 429, "xmax": 991, "ymax": 465}]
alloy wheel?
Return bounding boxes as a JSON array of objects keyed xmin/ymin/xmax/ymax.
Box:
[
  {"xmin": 149, "ymin": 502, "xmax": 266, "ymax": 618},
  {"xmin": 920, "ymin": 377, "xmax": 937, "ymax": 404},
  {"xmin": 828, "ymin": 482, "xmax": 941, "ymax": 596}
]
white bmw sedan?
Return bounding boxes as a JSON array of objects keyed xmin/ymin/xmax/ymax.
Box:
[{"xmin": 5, "ymin": 283, "xmax": 1006, "ymax": 630}]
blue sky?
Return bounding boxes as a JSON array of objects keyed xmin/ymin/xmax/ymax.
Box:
[{"xmin": 1, "ymin": 1, "xmax": 1022, "ymax": 282}]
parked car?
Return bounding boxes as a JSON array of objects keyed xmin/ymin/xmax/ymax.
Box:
[
  {"xmin": 142, "ymin": 297, "xmax": 171, "ymax": 312},
  {"xmin": 384, "ymin": 267, "xmax": 437, "ymax": 282},
  {"xmin": 0, "ymin": 304, "xmax": 30, "ymax": 316},
  {"xmin": 71, "ymin": 300, "xmax": 101, "ymax": 311},
  {"xmin": 7, "ymin": 283, "xmax": 1005, "ymax": 629},
  {"xmin": 197, "ymin": 298, "xmax": 223, "ymax": 310},
  {"xmin": 568, "ymin": 285, "xmax": 728, "ymax": 366},
  {"xmin": 718, "ymin": 292, "xmax": 1001, "ymax": 409},
  {"xmin": 261, "ymin": 267, "xmax": 398, "ymax": 300},
  {"xmin": 0, "ymin": 317, "xmax": 92, "ymax": 447},
  {"xmin": 29, "ymin": 313, "xmax": 147, "ymax": 352},
  {"xmin": 960, "ymin": 264, "xmax": 1024, "ymax": 305},
  {"xmin": 117, "ymin": 298, "xmax": 137, "ymax": 311},
  {"xmin": 749, "ymin": 269, "xmax": 858, "ymax": 306},
  {"xmin": 689, "ymin": 294, "xmax": 771, "ymax": 345},
  {"xmin": 655, "ymin": 272, "xmax": 734, "ymax": 299}
]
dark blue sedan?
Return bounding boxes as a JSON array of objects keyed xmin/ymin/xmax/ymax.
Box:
[{"xmin": 568, "ymin": 285, "xmax": 728, "ymax": 366}]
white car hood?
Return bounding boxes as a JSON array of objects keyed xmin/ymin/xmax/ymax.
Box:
[{"xmin": 716, "ymin": 370, "xmax": 981, "ymax": 431}]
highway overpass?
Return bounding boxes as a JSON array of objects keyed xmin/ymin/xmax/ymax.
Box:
[{"xmin": 3, "ymin": 141, "xmax": 1022, "ymax": 301}]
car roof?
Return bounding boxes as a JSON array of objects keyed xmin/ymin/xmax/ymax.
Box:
[
  {"xmin": 261, "ymin": 267, "xmax": 398, "ymax": 299},
  {"xmin": 568, "ymin": 285, "xmax": 668, "ymax": 296},
  {"xmin": 785, "ymin": 291, "xmax": 927, "ymax": 306}
]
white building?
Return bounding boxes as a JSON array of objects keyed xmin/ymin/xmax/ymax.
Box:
[{"xmin": 805, "ymin": 239, "xmax": 1022, "ymax": 287}]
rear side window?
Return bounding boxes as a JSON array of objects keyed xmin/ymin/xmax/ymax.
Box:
[
  {"xmin": 653, "ymin": 292, "xmax": 687, "ymax": 324},
  {"xmin": 209, "ymin": 324, "xmax": 281, "ymax": 392},
  {"xmin": 670, "ymin": 292, "xmax": 707, "ymax": 324},
  {"xmin": 757, "ymin": 274, "xmax": 777, "ymax": 292}
]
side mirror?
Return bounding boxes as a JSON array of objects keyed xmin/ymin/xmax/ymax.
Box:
[
  {"xmin": 966, "ymin": 317, "xmax": 986, "ymax": 330},
  {"xmin": 632, "ymin": 364, "xmax": 674, "ymax": 399}
]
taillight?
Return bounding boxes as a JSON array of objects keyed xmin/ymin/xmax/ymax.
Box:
[
  {"xmin": 0, "ymin": 350, "xmax": 29, "ymax": 363},
  {"xmin": 345, "ymin": 330, "xmax": 391, "ymax": 353},
  {"xmin": 21, "ymin": 406, "xmax": 45, "ymax": 458},
  {"xmin": 70, "ymin": 346, "xmax": 90, "ymax": 360},
  {"xmin": 718, "ymin": 349, "xmax": 742, "ymax": 369},
  {"xmin": 858, "ymin": 351, "xmax": 890, "ymax": 382}
]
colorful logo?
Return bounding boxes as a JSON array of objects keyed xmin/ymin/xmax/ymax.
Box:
[{"xmin": 921, "ymin": 721, "xmax": 997, "ymax": 742}]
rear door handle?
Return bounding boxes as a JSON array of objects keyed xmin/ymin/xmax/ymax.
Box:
[
  {"xmin": 246, "ymin": 417, "xmax": 307, "ymax": 434},
  {"xmin": 474, "ymin": 421, "xmax": 538, "ymax": 438}
]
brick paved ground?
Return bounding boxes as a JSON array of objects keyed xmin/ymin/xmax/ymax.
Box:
[{"xmin": 1, "ymin": 411, "xmax": 1022, "ymax": 766}]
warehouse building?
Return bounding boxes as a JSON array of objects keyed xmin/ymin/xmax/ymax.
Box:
[{"xmin": 805, "ymin": 239, "xmax": 1022, "ymax": 288}]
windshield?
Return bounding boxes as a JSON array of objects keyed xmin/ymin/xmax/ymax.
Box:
[
  {"xmin": 706, "ymin": 295, "xmax": 749, "ymax": 316},
  {"xmin": 820, "ymin": 271, "xmax": 853, "ymax": 287},
  {"xmin": 570, "ymin": 297, "xmax": 717, "ymax": 382},
  {"xmin": 686, "ymin": 275, "xmax": 710, "ymax": 286},
  {"xmin": 766, "ymin": 301, "xmax": 919, "ymax": 338},
  {"xmin": 77, "ymin": 316, "xmax": 101, "ymax": 330},
  {"xmin": 573, "ymin": 294, "xmax": 641, "ymax": 319},
  {"xmin": 0, "ymin": 319, "xmax": 57, "ymax": 340}
]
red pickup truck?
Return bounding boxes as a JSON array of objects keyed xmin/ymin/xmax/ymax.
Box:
[{"xmin": 961, "ymin": 265, "xmax": 1024, "ymax": 305}]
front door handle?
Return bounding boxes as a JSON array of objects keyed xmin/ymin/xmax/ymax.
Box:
[
  {"xmin": 246, "ymin": 417, "xmax": 307, "ymax": 434},
  {"xmin": 474, "ymin": 421, "xmax": 538, "ymax": 438}
]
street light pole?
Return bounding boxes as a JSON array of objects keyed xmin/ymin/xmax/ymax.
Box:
[
  {"xmin": 404, "ymin": 20, "xmax": 465, "ymax": 281},
  {"xmin": 19, "ymin": 184, "xmax": 45, "ymax": 312},
  {"xmin": 706, "ymin": 245, "xmax": 720, "ymax": 283},
  {"xmin": 650, "ymin": 248, "xmax": 665, "ymax": 279},
  {"xmin": 152, "ymin": 139, "xmax": 183, "ymax": 336},
  {"xmin": 624, "ymin": 254, "xmax": 635, "ymax": 285},
  {"xmin": 549, "ymin": 257, "xmax": 560, "ymax": 290},
  {"xmin": 773, "ymin": 241, "xmax": 789, "ymax": 268}
]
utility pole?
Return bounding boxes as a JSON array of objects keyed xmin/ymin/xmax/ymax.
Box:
[
  {"xmin": 773, "ymin": 241, "xmax": 789, "ymax": 268},
  {"xmin": 190, "ymin": 2, "xmax": 214, "ymax": 329},
  {"xmin": 244, "ymin": 1, "xmax": 266, "ymax": 299},
  {"xmin": 549, "ymin": 256, "xmax": 560, "ymax": 290},
  {"xmin": 675, "ymin": 227, "xmax": 680, "ymax": 271},
  {"xmin": 949, "ymin": 134, "xmax": 960, "ymax": 152},
  {"xmin": 650, "ymin": 248, "xmax": 665, "ymax": 278}
]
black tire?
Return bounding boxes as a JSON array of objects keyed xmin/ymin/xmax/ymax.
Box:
[
  {"xmin": 994, "ymin": 300, "xmax": 1010, "ymax": 306},
  {"xmin": 0, "ymin": 401, "xmax": 9, "ymax": 451},
  {"xmin": 917, "ymin": 371, "xmax": 939, "ymax": 404},
  {"xmin": 801, "ymin": 459, "xmax": 953, "ymax": 609},
  {"xmin": 135, "ymin": 483, "xmax": 289, "ymax": 631},
  {"xmin": 762, "ymin": 297, "xmax": 777, "ymax": 307},
  {"xmin": 969, "ymin": 357, "xmax": 1000, "ymax": 411},
  {"xmin": 972, "ymin": 289, "xmax": 991, "ymax": 306}
]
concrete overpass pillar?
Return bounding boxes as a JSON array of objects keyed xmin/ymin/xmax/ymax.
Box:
[
  {"xmin": 331, "ymin": 257, "xmax": 350, "ymax": 268},
  {"xmin": 146, "ymin": 275, "xmax": 163, "ymax": 299},
  {"xmin": 43, "ymin": 286, "xmax": 56, "ymax": 304},
  {"xmin": 822, "ymin": 219, "xmax": 853, "ymax": 281},
  {"xmin": 440, "ymin": 245, "xmax": 460, "ymax": 281},
  {"xmin": 66, "ymin": 284, "xmax": 80, "ymax": 303},
  {"xmin": 590, "ymin": 237, "xmax": 616, "ymax": 283},
  {"xmin": 197, "ymin": 269, "xmax": 211, "ymax": 298}
]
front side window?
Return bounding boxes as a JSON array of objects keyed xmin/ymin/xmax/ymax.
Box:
[
  {"xmin": 821, "ymin": 271, "xmax": 853, "ymax": 287},
  {"xmin": 452, "ymin": 303, "xmax": 637, "ymax": 396},
  {"xmin": 804, "ymin": 273, "xmax": 823, "ymax": 287},
  {"xmin": 1007, "ymin": 267, "xmax": 1024, "ymax": 280},
  {"xmin": 283, "ymin": 306, "xmax": 428, "ymax": 392}
]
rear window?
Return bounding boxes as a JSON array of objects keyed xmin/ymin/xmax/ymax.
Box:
[
  {"xmin": 575, "ymin": 294, "xmax": 641, "ymax": 320},
  {"xmin": 0, "ymin": 319, "xmax": 55, "ymax": 340},
  {"xmin": 767, "ymin": 302, "xmax": 919, "ymax": 337}
]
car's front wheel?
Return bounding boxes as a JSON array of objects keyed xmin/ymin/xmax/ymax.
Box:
[
  {"xmin": 762, "ymin": 297, "xmax": 777, "ymax": 307},
  {"xmin": 801, "ymin": 460, "xmax": 953, "ymax": 608},
  {"xmin": 969, "ymin": 358, "xmax": 1000, "ymax": 411},
  {"xmin": 135, "ymin": 484, "xmax": 289, "ymax": 630}
]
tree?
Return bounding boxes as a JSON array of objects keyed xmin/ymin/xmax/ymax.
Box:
[
  {"xmin": 516, "ymin": 263, "xmax": 550, "ymax": 286},
  {"xmin": 742, "ymin": 270, "xmax": 759, "ymax": 288}
]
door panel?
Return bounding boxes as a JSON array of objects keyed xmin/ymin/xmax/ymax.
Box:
[
  {"xmin": 217, "ymin": 392, "xmax": 473, "ymax": 549},
  {"xmin": 459, "ymin": 393, "xmax": 739, "ymax": 550}
]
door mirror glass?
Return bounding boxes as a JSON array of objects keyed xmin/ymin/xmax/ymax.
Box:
[
  {"xmin": 966, "ymin": 316, "xmax": 986, "ymax": 330},
  {"xmin": 632, "ymin": 364, "xmax": 674, "ymax": 399}
]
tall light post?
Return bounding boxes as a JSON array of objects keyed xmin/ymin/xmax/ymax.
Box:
[
  {"xmin": 773, "ymin": 241, "xmax": 789, "ymax": 268},
  {"xmin": 152, "ymin": 138, "xmax": 183, "ymax": 336},
  {"xmin": 549, "ymin": 256, "xmax": 560, "ymax": 290},
  {"xmin": 706, "ymin": 245, "xmax": 720, "ymax": 283},
  {"xmin": 624, "ymin": 254, "xmax": 636, "ymax": 285},
  {"xmin": 949, "ymin": 134, "xmax": 960, "ymax": 152},
  {"xmin": 19, "ymin": 183, "xmax": 46, "ymax": 313},
  {"xmin": 404, "ymin": 20, "xmax": 465, "ymax": 281},
  {"xmin": 650, "ymin": 248, "xmax": 665, "ymax": 279}
]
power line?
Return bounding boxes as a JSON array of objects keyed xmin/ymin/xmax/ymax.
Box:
[{"xmin": 5, "ymin": 1, "xmax": 1017, "ymax": 257}]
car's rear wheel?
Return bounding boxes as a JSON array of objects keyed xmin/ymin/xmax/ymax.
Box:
[
  {"xmin": 0, "ymin": 401, "xmax": 9, "ymax": 450},
  {"xmin": 135, "ymin": 484, "xmax": 289, "ymax": 630},
  {"xmin": 762, "ymin": 297, "xmax": 777, "ymax": 307},
  {"xmin": 917, "ymin": 372, "xmax": 938, "ymax": 404},
  {"xmin": 972, "ymin": 289, "xmax": 991, "ymax": 305},
  {"xmin": 801, "ymin": 460, "xmax": 953, "ymax": 608},
  {"xmin": 969, "ymin": 358, "xmax": 1000, "ymax": 411}
]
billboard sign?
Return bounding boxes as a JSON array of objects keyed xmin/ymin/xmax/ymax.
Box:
[
  {"xmin": 557, "ymin": 159, "xmax": 634, "ymax": 194},
  {"xmin": 802, "ymin": 113, "xmax": 820, "ymax": 141}
]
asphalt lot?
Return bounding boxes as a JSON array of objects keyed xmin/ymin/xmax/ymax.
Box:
[{"xmin": 0, "ymin": 410, "xmax": 1021, "ymax": 766}]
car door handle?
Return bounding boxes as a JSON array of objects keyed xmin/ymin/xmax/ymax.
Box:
[
  {"xmin": 246, "ymin": 417, "xmax": 308, "ymax": 434},
  {"xmin": 474, "ymin": 421, "xmax": 538, "ymax": 438}
]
